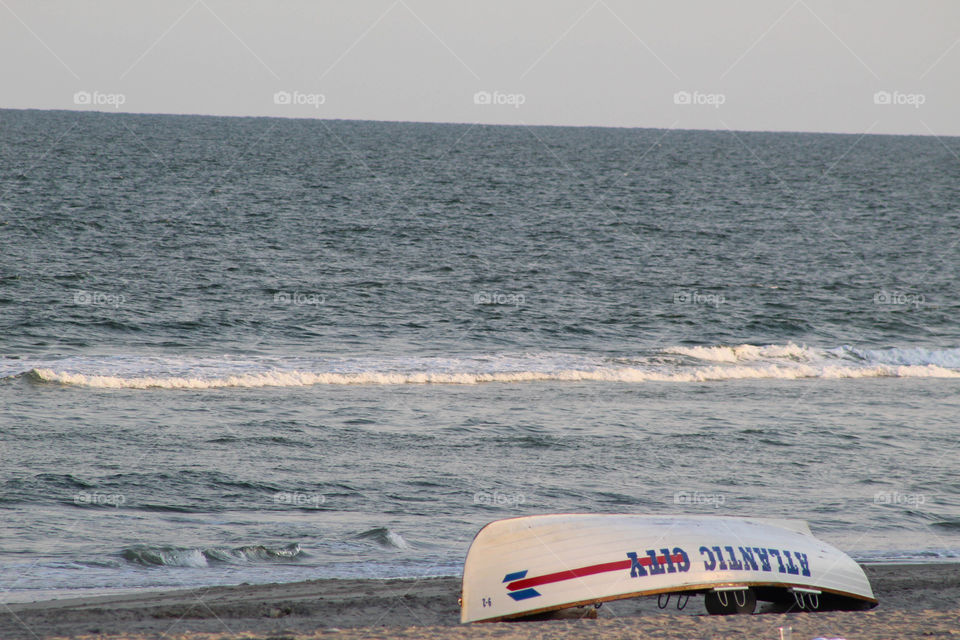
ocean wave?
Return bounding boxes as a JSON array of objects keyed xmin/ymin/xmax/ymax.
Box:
[
  {"xmin": 854, "ymin": 547, "xmax": 960, "ymax": 562},
  {"xmin": 26, "ymin": 363, "xmax": 960, "ymax": 388},
  {"xmin": 837, "ymin": 346, "xmax": 960, "ymax": 368},
  {"xmin": 10, "ymin": 344, "xmax": 960, "ymax": 389},
  {"xmin": 665, "ymin": 343, "xmax": 816, "ymax": 363},
  {"xmin": 121, "ymin": 543, "xmax": 302, "ymax": 567},
  {"xmin": 352, "ymin": 527, "xmax": 410, "ymax": 549}
]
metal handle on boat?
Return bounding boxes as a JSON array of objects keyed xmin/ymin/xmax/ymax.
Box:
[
  {"xmin": 788, "ymin": 587, "xmax": 821, "ymax": 610},
  {"xmin": 734, "ymin": 590, "xmax": 747, "ymax": 607},
  {"xmin": 658, "ymin": 592, "xmax": 691, "ymax": 610}
]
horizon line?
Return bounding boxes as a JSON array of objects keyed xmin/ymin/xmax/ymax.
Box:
[{"xmin": 1, "ymin": 106, "xmax": 955, "ymax": 140}]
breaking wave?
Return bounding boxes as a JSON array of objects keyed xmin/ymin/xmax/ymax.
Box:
[
  {"xmin": 24, "ymin": 365, "xmax": 960, "ymax": 388},
  {"xmin": 121, "ymin": 543, "xmax": 302, "ymax": 567},
  {"xmin": 352, "ymin": 527, "xmax": 410, "ymax": 549},
  {"xmin": 665, "ymin": 343, "xmax": 817, "ymax": 362},
  {"xmin": 9, "ymin": 344, "xmax": 960, "ymax": 389}
]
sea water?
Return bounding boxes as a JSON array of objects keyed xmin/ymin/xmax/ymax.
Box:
[{"xmin": 1, "ymin": 109, "xmax": 958, "ymax": 602}]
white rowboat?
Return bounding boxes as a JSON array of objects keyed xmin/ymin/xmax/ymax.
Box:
[{"xmin": 460, "ymin": 514, "xmax": 877, "ymax": 622}]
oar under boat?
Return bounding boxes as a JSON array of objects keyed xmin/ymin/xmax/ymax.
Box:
[{"xmin": 460, "ymin": 514, "xmax": 877, "ymax": 623}]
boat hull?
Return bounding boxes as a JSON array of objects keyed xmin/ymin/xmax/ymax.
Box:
[{"xmin": 460, "ymin": 514, "xmax": 876, "ymax": 623}]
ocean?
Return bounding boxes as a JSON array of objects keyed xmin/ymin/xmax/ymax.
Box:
[{"xmin": 1, "ymin": 108, "xmax": 958, "ymax": 603}]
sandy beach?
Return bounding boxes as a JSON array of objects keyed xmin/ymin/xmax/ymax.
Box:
[{"xmin": 1, "ymin": 564, "xmax": 957, "ymax": 640}]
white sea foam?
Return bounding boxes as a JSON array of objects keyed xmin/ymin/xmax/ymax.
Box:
[
  {"xmin": 16, "ymin": 344, "xmax": 960, "ymax": 389},
  {"xmin": 665, "ymin": 342, "xmax": 818, "ymax": 363},
  {"xmin": 29, "ymin": 359, "xmax": 960, "ymax": 389}
]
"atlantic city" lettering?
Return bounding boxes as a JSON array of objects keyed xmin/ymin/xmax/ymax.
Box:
[{"xmin": 626, "ymin": 545, "xmax": 811, "ymax": 577}]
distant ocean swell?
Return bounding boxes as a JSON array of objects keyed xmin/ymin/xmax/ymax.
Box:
[{"xmin": 6, "ymin": 344, "xmax": 960, "ymax": 389}]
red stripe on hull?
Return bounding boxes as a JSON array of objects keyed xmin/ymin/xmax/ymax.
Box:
[{"xmin": 506, "ymin": 554, "xmax": 684, "ymax": 591}]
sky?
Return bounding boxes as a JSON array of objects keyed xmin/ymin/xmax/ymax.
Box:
[{"xmin": 1, "ymin": 0, "xmax": 958, "ymax": 136}]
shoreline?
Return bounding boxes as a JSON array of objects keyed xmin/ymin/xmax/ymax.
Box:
[{"xmin": 1, "ymin": 564, "xmax": 958, "ymax": 639}]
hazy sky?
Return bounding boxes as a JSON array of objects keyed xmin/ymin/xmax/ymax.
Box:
[{"xmin": 1, "ymin": 0, "xmax": 958, "ymax": 135}]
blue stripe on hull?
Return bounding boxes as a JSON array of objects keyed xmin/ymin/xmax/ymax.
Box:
[{"xmin": 502, "ymin": 570, "xmax": 528, "ymax": 583}]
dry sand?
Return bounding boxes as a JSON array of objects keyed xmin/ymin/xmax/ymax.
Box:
[{"xmin": 1, "ymin": 564, "xmax": 957, "ymax": 640}]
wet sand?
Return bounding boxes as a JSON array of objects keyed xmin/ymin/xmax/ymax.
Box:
[{"xmin": 1, "ymin": 564, "xmax": 957, "ymax": 639}]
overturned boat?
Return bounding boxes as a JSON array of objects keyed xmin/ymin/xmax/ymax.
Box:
[{"xmin": 460, "ymin": 514, "xmax": 876, "ymax": 623}]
